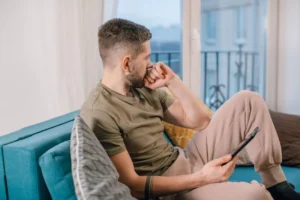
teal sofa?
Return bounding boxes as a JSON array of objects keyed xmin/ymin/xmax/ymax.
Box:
[{"xmin": 0, "ymin": 111, "xmax": 299, "ymax": 200}]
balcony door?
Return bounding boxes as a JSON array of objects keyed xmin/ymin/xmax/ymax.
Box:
[{"xmin": 200, "ymin": 0, "xmax": 268, "ymax": 110}]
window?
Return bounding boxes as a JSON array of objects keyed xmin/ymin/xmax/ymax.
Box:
[
  {"xmin": 200, "ymin": 1, "xmax": 267, "ymax": 110},
  {"xmin": 236, "ymin": 6, "xmax": 246, "ymax": 44},
  {"xmin": 205, "ymin": 11, "xmax": 217, "ymax": 43}
]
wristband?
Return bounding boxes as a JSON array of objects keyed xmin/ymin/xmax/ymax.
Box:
[{"xmin": 144, "ymin": 176, "xmax": 151, "ymax": 200}]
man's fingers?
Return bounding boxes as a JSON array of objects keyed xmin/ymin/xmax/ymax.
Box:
[
  {"xmin": 223, "ymin": 156, "xmax": 238, "ymax": 170},
  {"xmin": 144, "ymin": 79, "xmax": 155, "ymax": 89},
  {"xmin": 150, "ymin": 68, "xmax": 164, "ymax": 79},
  {"xmin": 154, "ymin": 62, "xmax": 165, "ymax": 74},
  {"xmin": 228, "ymin": 158, "xmax": 237, "ymax": 176},
  {"xmin": 230, "ymin": 155, "xmax": 238, "ymax": 166},
  {"xmin": 211, "ymin": 154, "xmax": 232, "ymax": 166},
  {"xmin": 144, "ymin": 79, "xmax": 150, "ymax": 87},
  {"xmin": 148, "ymin": 70, "xmax": 162, "ymax": 80},
  {"xmin": 152, "ymin": 62, "xmax": 174, "ymax": 78},
  {"xmin": 233, "ymin": 155, "xmax": 239, "ymax": 162},
  {"xmin": 228, "ymin": 156, "xmax": 238, "ymax": 169},
  {"xmin": 145, "ymin": 75, "xmax": 155, "ymax": 83}
]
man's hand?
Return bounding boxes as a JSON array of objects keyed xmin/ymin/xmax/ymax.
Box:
[
  {"xmin": 144, "ymin": 62, "xmax": 176, "ymax": 90},
  {"xmin": 193, "ymin": 154, "xmax": 238, "ymax": 187}
]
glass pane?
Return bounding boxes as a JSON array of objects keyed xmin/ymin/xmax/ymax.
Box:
[
  {"xmin": 206, "ymin": 11, "xmax": 217, "ymax": 41},
  {"xmin": 117, "ymin": 0, "xmax": 182, "ymax": 78},
  {"xmin": 200, "ymin": 0, "xmax": 268, "ymax": 111},
  {"xmin": 236, "ymin": 6, "xmax": 247, "ymax": 41}
]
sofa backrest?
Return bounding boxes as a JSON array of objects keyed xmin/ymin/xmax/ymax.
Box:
[{"xmin": 0, "ymin": 110, "xmax": 79, "ymax": 200}]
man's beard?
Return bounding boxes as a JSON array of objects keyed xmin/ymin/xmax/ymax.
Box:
[{"xmin": 126, "ymin": 71, "xmax": 146, "ymax": 88}]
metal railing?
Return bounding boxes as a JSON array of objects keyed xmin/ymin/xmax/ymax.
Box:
[
  {"xmin": 202, "ymin": 49, "xmax": 259, "ymax": 110},
  {"xmin": 151, "ymin": 47, "xmax": 259, "ymax": 110},
  {"xmin": 150, "ymin": 51, "xmax": 182, "ymax": 78}
]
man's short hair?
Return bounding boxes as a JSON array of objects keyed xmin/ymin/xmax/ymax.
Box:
[{"xmin": 98, "ymin": 18, "xmax": 152, "ymax": 63}]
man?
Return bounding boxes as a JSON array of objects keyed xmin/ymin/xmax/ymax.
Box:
[{"xmin": 80, "ymin": 18, "xmax": 299, "ymax": 200}]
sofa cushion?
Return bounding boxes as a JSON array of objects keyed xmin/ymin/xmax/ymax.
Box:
[
  {"xmin": 70, "ymin": 115, "xmax": 136, "ymax": 200},
  {"xmin": 0, "ymin": 110, "xmax": 79, "ymax": 200},
  {"xmin": 39, "ymin": 140, "xmax": 76, "ymax": 200},
  {"xmin": 3, "ymin": 120, "xmax": 75, "ymax": 200},
  {"xmin": 270, "ymin": 110, "xmax": 300, "ymax": 168}
]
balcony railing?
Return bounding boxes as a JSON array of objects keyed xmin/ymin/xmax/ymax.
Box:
[
  {"xmin": 151, "ymin": 47, "xmax": 260, "ymax": 110},
  {"xmin": 150, "ymin": 51, "xmax": 182, "ymax": 78}
]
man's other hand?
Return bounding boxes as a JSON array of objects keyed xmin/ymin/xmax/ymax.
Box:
[{"xmin": 193, "ymin": 154, "xmax": 238, "ymax": 187}]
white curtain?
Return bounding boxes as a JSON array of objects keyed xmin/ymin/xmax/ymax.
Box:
[
  {"xmin": 265, "ymin": 0, "xmax": 279, "ymax": 111},
  {"xmin": 182, "ymin": 0, "xmax": 201, "ymax": 97},
  {"xmin": 0, "ymin": 0, "xmax": 118, "ymax": 135},
  {"xmin": 266, "ymin": 0, "xmax": 300, "ymax": 115}
]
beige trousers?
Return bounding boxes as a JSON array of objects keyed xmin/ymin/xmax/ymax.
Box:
[{"xmin": 161, "ymin": 91, "xmax": 286, "ymax": 200}]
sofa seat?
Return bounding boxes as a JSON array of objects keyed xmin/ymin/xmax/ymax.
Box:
[{"xmin": 230, "ymin": 166, "xmax": 300, "ymax": 191}]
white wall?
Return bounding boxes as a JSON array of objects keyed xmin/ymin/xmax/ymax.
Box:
[{"xmin": 276, "ymin": 0, "xmax": 300, "ymax": 115}]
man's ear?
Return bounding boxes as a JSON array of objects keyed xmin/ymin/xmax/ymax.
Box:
[{"xmin": 121, "ymin": 55, "xmax": 131, "ymax": 73}]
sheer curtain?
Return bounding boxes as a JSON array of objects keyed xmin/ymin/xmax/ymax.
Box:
[
  {"xmin": 265, "ymin": 0, "xmax": 279, "ymax": 111},
  {"xmin": 266, "ymin": 0, "xmax": 300, "ymax": 115},
  {"xmin": 0, "ymin": 0, "xmax": 118, "ymax": 135}
]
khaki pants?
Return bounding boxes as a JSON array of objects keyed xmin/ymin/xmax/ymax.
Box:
[{"xmin": 161, "ymin": 91, "xmax": 286, "ymax": 200}]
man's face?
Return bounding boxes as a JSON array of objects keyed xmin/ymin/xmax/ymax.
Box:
[{"xmin": 126, "ymin": 41, "xmax": 152, "ymax": 88}]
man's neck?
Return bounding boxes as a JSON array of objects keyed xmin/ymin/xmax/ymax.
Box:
[{"xmin": 101, "ymin": 70, "xmax": 130, "ymax": 96}]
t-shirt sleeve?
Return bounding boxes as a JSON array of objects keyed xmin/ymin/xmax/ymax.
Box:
[
  {"xmin": 83, "ymin": 110, "xmax": 126, "ymax": 156},
  {"xmin": 155, "ymin": 88, "xmax": 176, "ymax": 111}
]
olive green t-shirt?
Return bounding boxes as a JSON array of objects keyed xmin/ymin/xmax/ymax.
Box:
[{"xmin": 80, "ymin": 82, "xmax": 179, "ymax": 176}]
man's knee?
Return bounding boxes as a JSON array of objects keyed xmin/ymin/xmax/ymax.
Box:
[
  {"xmin": 234, "ymin": 90, "xmax": 265, "ymax": 106},
  {"xmin": 235, "ymin": 90, "xmax": 262, "ymax": 100}
]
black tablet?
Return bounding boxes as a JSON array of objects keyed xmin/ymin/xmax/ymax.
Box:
[{"xmin": 222, "ymin": 127, "xmax": 260, "ymax": 166}]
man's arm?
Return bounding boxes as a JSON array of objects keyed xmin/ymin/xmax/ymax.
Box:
[
  {"xmin": 86, "ymin": 110, "xmax": 204, "ymax": 197},
  {"xmin": 164, "ymin": 76, "xmax": 210, "ymax": 130},
  {"xmin": 145, "ymin": 62, "xmax": 211, "ymax": 131},
  {"xmin": 110, "ymin": 150, "xmax": 237, "ymax": 199}
]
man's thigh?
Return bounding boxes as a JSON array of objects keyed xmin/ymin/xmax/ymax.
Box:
[{"xmin": 175, "ymin": 181, "xmax": 273, "ymax": 200}]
